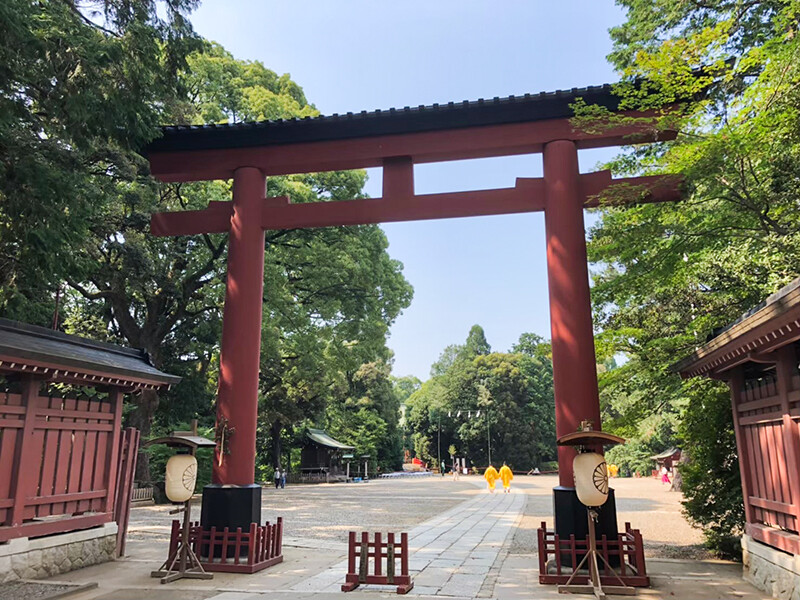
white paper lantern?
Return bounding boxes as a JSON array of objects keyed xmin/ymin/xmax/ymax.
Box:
[
  {"xmin": 573, "ymin": 452, "xmax": 609, "ymax": 507},
  {"xmin": 165, "ymin": 454, "xmax": 197, "ymax": 503}
]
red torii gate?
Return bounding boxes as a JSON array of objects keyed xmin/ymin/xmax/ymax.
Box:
[{"xmin": 145, "ymin": 84, "xmax": 680, "ymax": 539}]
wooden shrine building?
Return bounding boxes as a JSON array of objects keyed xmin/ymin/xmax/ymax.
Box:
[
  {"xmin": 677, "ymin": 279, "xmax": 800, "ymax": 597},
  {"xmin": 300, "ymin": 428, "xmax": 354, "ymax": 482},
  {"xmin": 0, "ymin": 319, "xmax": 179, "ymax": 581}
]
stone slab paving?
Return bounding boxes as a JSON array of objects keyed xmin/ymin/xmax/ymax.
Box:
[{"xmin": 288, "ymin": 489, "xmax": 524, "ymax": 596}]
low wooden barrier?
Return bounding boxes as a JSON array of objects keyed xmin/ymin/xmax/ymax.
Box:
[
  {"xmin": 342, "ymin": 531, "xmax": 413, "ymax": 594},
  {"xmin": 166, "ymin": 517, "xmax": 283, "ymax": 574},
  {"xmin": 537, "ymin": 521, "xmax": 649, "ymax": 587}
]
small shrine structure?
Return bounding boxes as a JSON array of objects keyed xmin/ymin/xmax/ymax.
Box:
[
  {"xmin": 676, "ymin": 278, "xmax": 800, "ymax": 597},
  {"xmin": 650, "ymin": 448, "xmax": 681, "ymax": 475},
  {"xmin": 300, "ymin": 428, "xmax": 354, "ymax": 482},
  {"xmin": 0, "ymin": 318, "xmax": 179, "ymax": 581}
]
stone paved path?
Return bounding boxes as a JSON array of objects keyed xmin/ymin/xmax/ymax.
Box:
[{"xmin": 288, "ymin": 489, "xmax": 524, "ymax": 597}]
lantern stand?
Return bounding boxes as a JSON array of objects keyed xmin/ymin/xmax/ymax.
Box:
[
  {"xmin": 144, "ymin": 420, "xmax": 216, "ymax": 584},
  {"xmin": 556, "ymin": 421, "xmax": 633, "ymax": 600}
]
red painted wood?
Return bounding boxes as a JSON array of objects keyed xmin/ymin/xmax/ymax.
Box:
[
  {"xmin": 152, "ymin": 173, "xmax": 680, "ymax": 237},
  {"xmin": 114, "ymin": 427, "xmax": 138, "ymax": 557},
  {"xmin": 0, "ymin": 513, "xmax": 111, "ymax": 543},
  {"xmin": 543, "ymin": 140, "xmax": 602, "ymax": 485},
  {"xmin": 776, "ymin": 348, "xmax": 800, "ymax": 532},
  {"xmin": 730, "ymin": 374, "xmax": 758, "ymax": 528},
  {"xmin": 53, "ymin": 397, "xmax": 75, "ymax": 515},
  {"xmin": 11, "ymin": 377, "xmax": 42, "ymax": 527},
  {"xmin": 213, "ymin": 167, "xmax": 266, "ymax": 486},
  {"xmin": 382, "ymin": 156, "xmax": 414, "ymax": 201},
  {"xmin": 78, "ymin": 398, "xmax": 99, "ymax": 513},
  {"xmin": 747, "ymin": 523, "xmax": 800, "ymax": 555},
  {"xmin": 103, "ymin": 390, "xmax": 123, "ymax": 514},
  {"xmin": 0, "ymin": 393, "xmax": 20, "ymax": 523},
  {"xmin": 148, "ymin": 115, "xmax": 672, "ymax": 182},
  {"xmin": 37, "ymin": 396, "xmax": 61, "ymax": 517}
]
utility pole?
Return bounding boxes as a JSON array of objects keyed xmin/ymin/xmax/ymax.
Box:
[
  {"xmin": 487, "ymin": 406, "xmax": 491, "ymax": 465},
  {"xmin": 437, "ymin": 411, "xmax": 441, "ymax": 472}
]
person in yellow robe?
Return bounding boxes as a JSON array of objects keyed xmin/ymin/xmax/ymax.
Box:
[
  {"xmin": 498, "ymin": 463, "xmax": 514, "ymax": 494},
  {"xmin": 483, "ymin": 465, "xmax": 499, "ymax": 493}
]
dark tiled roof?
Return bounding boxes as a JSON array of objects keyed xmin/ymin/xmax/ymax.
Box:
[
  {"xmin": 145, "ymin": 84, "xmax": 621, "ymax": 154},
  {"xmin": 0, "ymin": 319, "xmax": 181, "ymax": 387}
]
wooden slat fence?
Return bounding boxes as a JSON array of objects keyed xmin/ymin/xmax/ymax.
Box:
[
  {"xmin": 735, "ymin": 371, "xmax": 800, "ymax": 536},
  {"xmin": 166, "ymin": 518, "xmax": 284, "ymax": 574},
  {"xmin": 537, "ymin": 521, "xmax": 649, "ymax": 587},
  {"xmin": 342, "ymin": 531, "xmax": 413, "ymax": 594},
  {"xmin": 0, "ymin": 381, "xmax": 124, "ymax": 542}
]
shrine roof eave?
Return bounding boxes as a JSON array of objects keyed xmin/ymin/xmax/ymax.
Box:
[
  {"xmin": 0, "ymin": 318, "xmax": 181, "ymax": 389},
  {"xmin": 674, "ymin": 278, "xmax": 800, "ymax": 379}
]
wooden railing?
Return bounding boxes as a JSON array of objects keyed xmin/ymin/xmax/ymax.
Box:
[
  {"xmin": 537, "ymin": 522, "xmax": 649, "ymax": 587},
  {"xmin": 0, "ymin": 382, "xmax": 123, "ymax": 542},
  {"xmin": 165, "ymin": 518, "xmax": 284, "ymax": 574}
]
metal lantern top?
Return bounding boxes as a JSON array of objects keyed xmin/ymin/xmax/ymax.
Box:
[{"xmin": 557, "ymin": 420, "xmax": 625, "ymax": 449}]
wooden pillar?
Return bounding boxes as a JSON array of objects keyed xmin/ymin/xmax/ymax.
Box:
[
  {"xmin": 775, "ymin": 347, "xmax": 800, "ymax": 530},
  {"xmin": 10, "ymin": 376, "xmax": 42, "ymax": 527},
  {"xmin": 103, "ymin": 388, "xmax": 124, "ymax": 514},
  {"xmin": 543, "ymin": 140, "xmax": 602, "ymax": 487},
  {"xmin": 729, "ymin": 368, "xmax": 756, "ymax": 525},
  {"xmin": 213, "ymin": 166, "xmax": 266, "ymax": 486}
]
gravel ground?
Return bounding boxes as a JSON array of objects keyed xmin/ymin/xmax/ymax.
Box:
[
  {"xmin": 0, "ymin": 582, "xmax": 81, "ymax": 600},
  {"xmin": 126, "ymin": 476, "xmax": 481, "ymax": 548},
  {"xmin": 508, "ymin": 475, "xmax": 710, "ymax": 559},
  {"xmin": 125, "ymin": 474, "xmax": 708, "ymax": 560}
]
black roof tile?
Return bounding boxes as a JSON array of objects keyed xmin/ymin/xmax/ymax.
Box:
[
  {"xmin": 0, "ymin": 319, "xmax": 181, "ymax": 387},
  {"xmin": 145, "ymin": 84, "xmax": 621, "ymax": 154}
]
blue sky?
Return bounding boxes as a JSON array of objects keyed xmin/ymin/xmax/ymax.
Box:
[{"xmin": 189, "ymin": 1, "xmax": 628, "ymax": 380}]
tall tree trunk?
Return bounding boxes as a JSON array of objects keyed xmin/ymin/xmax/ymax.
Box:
[
  {"xmin": 126, "ymin": 388, "xmax": 159, "ymax": 483},
  {"xmin": 272, "ymin": 420, "xmax": 282, "ymax": 468}
]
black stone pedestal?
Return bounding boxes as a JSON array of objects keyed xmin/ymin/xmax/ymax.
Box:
[
  {"xmin": 553, "ymin": 486, "xmax": 619, "ymax": 567},
  {"xmin": 200, "ymin": 484, "xmax": 261, "ymax": 530}
]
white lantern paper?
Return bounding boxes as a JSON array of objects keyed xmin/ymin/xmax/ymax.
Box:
[
  {"xmin": 165, "ymin": 454, "xmax": 198, "ymax": 503},
  {"xmin": 573, "ymin": 452, "xmax": 609, "ymax": 507}
]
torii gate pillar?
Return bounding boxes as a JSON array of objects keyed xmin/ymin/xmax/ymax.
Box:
[
  {"xmin": 543, "ymin": 140, "xmax": 618, "ymax": 543},
  {"xmin": 200, "ymin": 166, "xmax": 266, "ymax": 531}
]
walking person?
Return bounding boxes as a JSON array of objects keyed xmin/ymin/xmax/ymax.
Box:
[
  {"xmin": 660, "ymin": 466, "xmax": 671, "ymax": 487},
  {"xmin": 274, "ymin": 467, "xmax": 281, "ymax": 489},
  {"xmin": 440, "ymin": 460, "xmax": 446, "ymax": 476},
  {"xmin": 483, "ymin": 464, "xmax": 499, "ymax": 493},
  {"xmin": 280, "ymin": 468, "xmax": 286, "ymax": 489},
  {"xmin": 498, "ymin": 462, "xmax": 514, "ymax": 494}
]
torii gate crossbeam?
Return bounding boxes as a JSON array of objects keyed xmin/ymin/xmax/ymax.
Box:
[{"xmin": 144, "ymin": 84, "xmax": 681, "ymax": 544}]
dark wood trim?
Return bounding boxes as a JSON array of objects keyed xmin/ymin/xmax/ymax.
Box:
[{"xmin": 746, "ymin": 523, "xmax": 800, "ymax": 555}]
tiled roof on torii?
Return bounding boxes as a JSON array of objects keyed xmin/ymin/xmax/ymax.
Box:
[{"xmin": 145, "ymin": 84, "xmax": 621, "ymax": 154}]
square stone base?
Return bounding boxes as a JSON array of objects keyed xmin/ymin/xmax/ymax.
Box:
[
  {"xmin": 0, "ymin": 522, "xmax": 117, "ymax": 582},
  {"xmin": 742, "ymin": 534, "xmax": 800, "ymax": 600}
]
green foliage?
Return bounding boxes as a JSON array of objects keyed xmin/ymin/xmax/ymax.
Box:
[
  {"xmin": 406, "ymin": 328, "xmax": 556, "ymax": 470},
  {"xmin": 584, "ymin": 0, "xmax": 800, "ymax": 555},
  {"xmin": 678, "ymin": 379, "xmax": 744, "ymax": 559},
  {"xmin": 0, "ymin": 3, "xmax": 412, "ymax": 481}
]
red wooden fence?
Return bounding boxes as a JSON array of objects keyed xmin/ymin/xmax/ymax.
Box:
[
  {"xmin": 342, "ymin": 531, "xmax": 413, "ymax": 594},
  {"xmin": 0, "ymin": 380, "xmax": 123, "ymax": 542},
  {"xmin": 537, "ymin": 521, "xmax": 649, "ymax": 587},
  {"xmin": 732, "ymin": 352, "xmax": 800, "ymax": 555},
  {"xmin": 113, "ymin": 427, "xmax": 140, "ymax": 556},
  {"xmin": 165, "ymin": 518, "xmax": 284, "ymax": 574}
]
